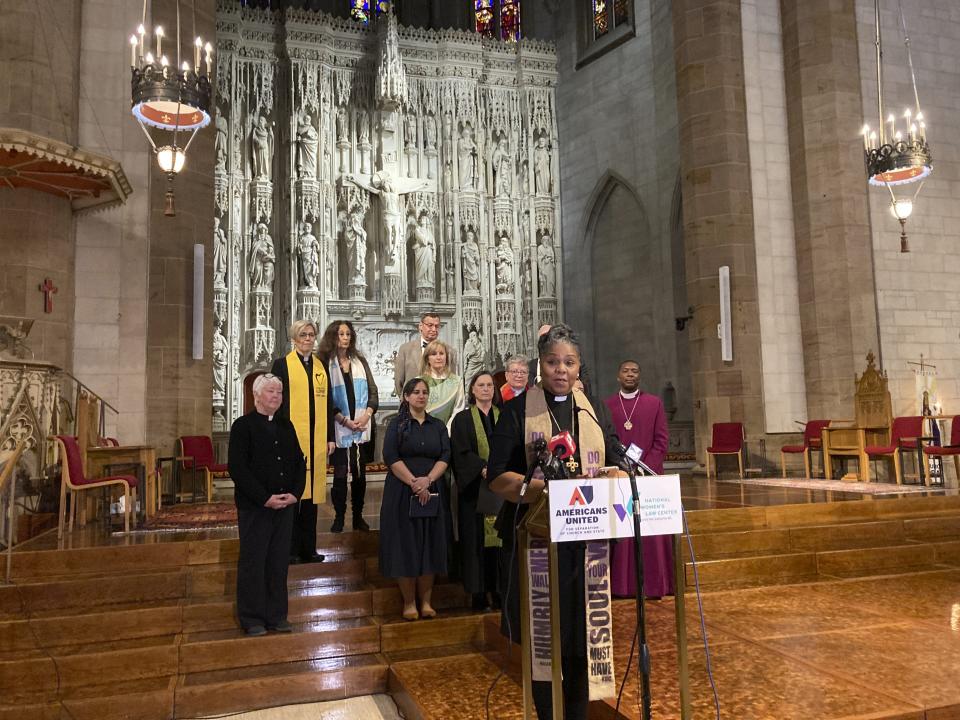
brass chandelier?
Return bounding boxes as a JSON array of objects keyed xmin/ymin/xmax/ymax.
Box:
[
  {"xmin": 128, "ymin": 0, "xmax": 212, "ymax": 216},
  {"xmin": 861, "ymin": 0, "xmax": 932, "ymax": 253}
]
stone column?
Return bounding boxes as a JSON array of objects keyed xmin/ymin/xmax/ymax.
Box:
[
  {"xmin": 672, "ymin": 0, "xmax": 766, "ymax": 460},
  {"xmin": 0, "ymin": 0, "xmax": 81, "ymax": 372},
  {"xmin": 780, "ymin": 0, "xmax": 879, "ymax": 419}
]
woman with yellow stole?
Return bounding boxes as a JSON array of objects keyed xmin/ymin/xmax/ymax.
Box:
[
  {"xmin": 487, "ymin": 324, "xmax": 620, "ymax": 720},
  {"xmin": 271, "ymin": 319, "xmax": 336, "ymax": 564}
]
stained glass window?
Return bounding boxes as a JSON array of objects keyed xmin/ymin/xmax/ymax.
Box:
[
  {"xmin": 350, "ymin": 0, "xmax": 388, "ymax": 24},
  {"xmin": 613, "ymin": 0, "xmax": 628, "ymax": 27},
  {"xmin": 593, "ymin": 0, "xmax": 608, "ymax": 39},
  {"xmin": 500, "ymin": 0, "xmax": 520, "ymax": 42},
  {"xmin": 476, "ymin": 0, "xmax": 495, "ymax": 38}
]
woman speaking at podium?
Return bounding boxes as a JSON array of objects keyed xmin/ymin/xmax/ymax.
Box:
[{"xmin": 487, "ymin": 324, "xmax": 620, "ymax": 720}]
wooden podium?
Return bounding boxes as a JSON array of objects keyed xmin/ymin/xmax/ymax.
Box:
[{"xmin": 515, "ymin": 471, "xmax": 691, "ymax": 719}]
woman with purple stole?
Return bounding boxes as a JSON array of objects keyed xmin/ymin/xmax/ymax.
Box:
[{"xmin": 604, "ymin": 360, "xmax": 674, "ymax": 598}]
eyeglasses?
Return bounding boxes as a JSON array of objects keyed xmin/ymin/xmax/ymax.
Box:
[
  {"xmin": 508, "ymin": 369, "xmax": 528, "ymax": 375},
  {"xmin": 297, "ymin": 332, "xmax": 316, "ymax": 339}
]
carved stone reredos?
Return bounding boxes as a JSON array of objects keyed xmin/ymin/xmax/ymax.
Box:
[{"xmin": 213, "ymin": 1, "xmax": 561, "ymax": 418}]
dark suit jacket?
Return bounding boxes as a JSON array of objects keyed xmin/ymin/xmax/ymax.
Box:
[
  {"xmin": 228, "ymin": 411, "xmax": 306, "ymax": 511},
  {"xmin": 393, "ymin": 337, "xmax": 458, "ymax": 397}
]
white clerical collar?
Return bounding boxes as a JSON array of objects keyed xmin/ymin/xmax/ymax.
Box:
[
  {"xmin": 267, "ymin": 415, "xmax": 274, "ymax": 421},
  {"xmin": 299, "ymin": 352, "xmax": 311, "ymax": 362},
  {"xmin": 552, "ymin": 394, "xmax": 568, "ymax": 402},
  {"xmin": 619, "ymin": 389, "xmax": 640, "ymax": 399}
]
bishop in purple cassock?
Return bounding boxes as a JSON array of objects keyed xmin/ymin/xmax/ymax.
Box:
[{"xmin": 604, "ymin": 360, "xmax": 674, "ymax": 598}]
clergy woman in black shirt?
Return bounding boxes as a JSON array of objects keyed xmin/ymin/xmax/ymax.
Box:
[
  {"xmin": 486, "ymin": 324, "xmax": 620, "ymax": 720},
  {"xmin": 450, "ymin": 371, "xmax": 503, "ymax": 611},
  {"xmin": 228, "ymin": 373, "xmax": 305, "ymax": 636},
  {"xmin": 379, "ymin": 377, "xmax": 452, "ymax": 621}
]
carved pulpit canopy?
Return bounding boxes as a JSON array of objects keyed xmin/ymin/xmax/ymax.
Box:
[{"xmin": 854, "ymin": 350, "xmax": 892, "ymax": 429}]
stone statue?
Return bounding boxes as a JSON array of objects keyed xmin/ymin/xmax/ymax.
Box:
[
  {"xmin": 412, "ymin": 213, "xmax": 436, "ymax": 290},
  {"xmin": 424, "ymin": 114, "xmax": 437, "ymax": 150},
  {"xmin": 461, "ymin": 229, "xmax": 481, "ymax": 294},
  {"xmin": 495, "ymin": 233, "xmax": 514, "ymax": 294},
  {"xmin": 404, "ymin": 113, "xmax": 417, "ymax": 150},
  {"xmin": 458, "ymin": 123, "xmax": 477, "ymax": 189},
  {"xmin": 442, "ymin": 112, "xmax": 453, "ymax": 147},
  {"xmin": 297, "ymin": 222, "xmax": 320, "ymax": 289},
  {"xmin": 213, "ymin": 216, "xmax": 227, "ymax": 288},
  {"xmin": 534, "ymin": 135, "xmax": 552, "ymax": 195},
  {"xmin": 336, "ymin": 106, "xmax": 349, "ymax": 143},
  {"xmin": 492, "ymin": 136, "xmax": 513, "ymax": 197},
  {"xmin": 358, "ymin": 110, "xmax": 370, "ymax": 145},
  {"xmin": 324, "ymin": 237, "xmax": 337, "ymax": 298},
  {"xmin": 537, "ymin": 233, "xmax": 556, "ymax": 297},
  {"xmin": 251, "ymin": 115, "xmax": 274, "ymax": 181},
  {"xmin": 248, "ymin": 223, "xmax": 275, "ymax": 289},
  {"xmin": 213, "ymin": 324, "xmax": 228, "ymax": 398},
  {"xmin": 215, "ymin": 111, "xmax": 228, "ymax": 173},
  {"xmin": 344, "ymin": 207, "xmax": 367, "ymax": 286},
  {"xmin": 462, "ymin": 329, "xmax": 485, "ymax": 387},
  {"xmin": 295, "ymin": 110, "xmax": 318, "ymax": 179},
  {"xmin": 345, "ymin": 172, "xmax": 429, "ymax": 273},
  {"xmin": 321, "ymin": 102, "xmax": 332, "ymax": 166}
]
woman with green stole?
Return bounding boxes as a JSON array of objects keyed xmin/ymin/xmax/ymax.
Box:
[
  {"xmin": 420, "ymin": 340, "xmax": 464, "ymax": 428},
  {"xmin": 450, "ymin": 371, "xmax": 503, "ymax": 611}
]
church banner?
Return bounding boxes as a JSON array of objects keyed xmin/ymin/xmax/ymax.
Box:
[
  {"xmin": 526, "ymin": 540, "xmax": 552, "ymax": 682},
  {"xmin": 548, "ymin": 474, "xmax": 683, "ymax": 543}
]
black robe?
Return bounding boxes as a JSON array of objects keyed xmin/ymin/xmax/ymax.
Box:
[
  {"xmin": 450, "ymin": 405, "xmax": 502, "ymax": 594},
  {"xmin": 485, "ymin": 391, "xmax": 619, "ymax": 656}
]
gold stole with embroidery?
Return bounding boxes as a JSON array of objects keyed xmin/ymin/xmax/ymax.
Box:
[
  {"xmin": 286, "ymin": 351, "xmax": 329, "ymax": 504},
  {"xmin": 522, "ymin": 385, "xmax": 616, "ymax": 700}
]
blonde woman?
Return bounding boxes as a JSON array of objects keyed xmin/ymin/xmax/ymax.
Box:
[{"xmin": 420, "ymin": 340, "xmax": 464, "ymax": 428}]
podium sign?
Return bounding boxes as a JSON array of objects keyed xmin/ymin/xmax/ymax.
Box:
[{"xmin": 547, "ymin": 473, "xmax": 683, "ymax": 544}]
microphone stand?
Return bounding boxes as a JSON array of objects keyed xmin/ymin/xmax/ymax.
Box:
[
  {"xmin": 620, "ymin": 451, "xmax": 653, "ymax": 720},
  {"xmin": 575, "ymin": 406, "xmax": 653, "ymax": 720}
]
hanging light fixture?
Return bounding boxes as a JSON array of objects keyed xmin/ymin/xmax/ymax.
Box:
[
  {"xmin": 861, "ymin": 0, "xmax": 931, "ymax": 253},
  {"xmin": 129, "ymin": 0, "xmax": 212, "ymax": 216}
]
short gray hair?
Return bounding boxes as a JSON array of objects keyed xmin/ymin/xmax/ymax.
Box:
[
  {"xmin": 252, "ymin": 373, "xmax": 282, "ymax": 396},
  {"xmin": 537, "ymin": 323, "xmax": 581, "ymax": 358},
  {"xmin": 505, "ymin": 354, "xmax": 529, "ymax": 371},
  {"xmin": 288, "ymin": 319, "xmax": 319, "ymax": 346}
]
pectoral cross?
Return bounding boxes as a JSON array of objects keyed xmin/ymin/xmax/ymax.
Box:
[
  {"xmin": 39, "ymin": 277, "xmax": 58, "ymax": 313},
  {"xmin": 565, "ymin": 456, "xmax": 579, "ymax": 475}
]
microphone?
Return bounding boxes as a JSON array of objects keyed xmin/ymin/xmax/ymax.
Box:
[
  {"xmin": 519, "ymin": 437, "xmax": 548, "ymax": 497},
  {"xmin": 543, "ymin": 431, "xmax": 576, "ymax": 480},
  {"xmin": 575, "ymin": 406, "xmax": 658, "ymax": 476}
]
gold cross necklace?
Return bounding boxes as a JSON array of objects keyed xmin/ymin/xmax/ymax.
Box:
[
  {"xmin": 546, "ymin": 396, "xmax": 579, "ymax": 475},
  {"xmin": 619, "ymin": 390, "xmax": 640, "ymax": 431}
]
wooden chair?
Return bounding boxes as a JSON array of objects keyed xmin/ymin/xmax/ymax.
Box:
[
  {"xmin": 780, "ymin": 420, "xmax": 831, "ymax": 478},
  {"xmin": 923, "ymin": 415, "xmax": 960, "ymax": 485},
  {"xmin": 178, "ymin": 435, "xmax": 230, "ymax": 503},
  {"xmin": 864, "ymin": 416, "xmax": 924, "ymax": 485},
  {"xmin": 54, "ymin": 435, "xmax": 138, "ymax": 537},
  {"xmin": 706, "ymin": 422, "xmax": 744, "ymax": 479}
]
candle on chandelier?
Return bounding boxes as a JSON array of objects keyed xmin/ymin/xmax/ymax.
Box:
[
  {"xmin": 138, "ymin": 24, "xmax": 146, "ymax": 58},
  {"xmin": 182, "ymin": 61, "xmax": 191, "ymax": 78},
  {"xmin": 861, "ymin": 124, "xmax": 871, "ymax": 152},
  {"xmin": 869, "ymin": 131, "xmax": 878, "ymax": 149},
  {"xmin": 194, "ymin": 37, "xmax": 202, "ymax": 74},
  {"xmin": 887, "ymin": 114, "xmax": 896, "ymax": 141},
  {"xmin": 130, "ymin": 35, "xmax": 138, "ymax": 67},
  {"xmin": 909, "ymin": 123, "xmax": 917, "ymax": 144},
  {"xmin": 155, "ymin": 26, "xmax": 163, "ymax": 58},
  {"xmin": 145, "ymin": 52, "xmax": 155, "ymax": 66},
  {"xmin": 205, "ymin": 43, "xmax": 213, "ymax": 76}
]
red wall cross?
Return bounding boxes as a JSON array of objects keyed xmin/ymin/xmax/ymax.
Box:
[{"xmin": 39, "ymin": 277, "xmax": 58, "ymax": 314}]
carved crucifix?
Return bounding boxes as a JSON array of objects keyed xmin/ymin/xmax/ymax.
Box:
[
  {"xmin": 344, "ymin": 171, "xmax": 429, "ymax": 274},
  {"xmin": 39, "ymin": 277, "xmax": 58, "ymax": 313}
]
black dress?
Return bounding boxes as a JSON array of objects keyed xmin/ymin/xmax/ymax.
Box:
[
  {"xmin": 450, "ymin": 406, "xmax": 502, "ymax": 595},
  {"xmin": 486, "ymin": 391, "xmax": 619, "ymax": 720},
  {"xmin": 379, "ymin": 414, "xmax": 452, "ymax": 578}
]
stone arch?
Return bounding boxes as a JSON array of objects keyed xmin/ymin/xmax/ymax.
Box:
[{"xmin": 579, "ymin": 171, "xmax": 653, "ymax": 399}]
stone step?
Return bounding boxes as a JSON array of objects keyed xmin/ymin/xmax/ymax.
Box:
[{"xmin": 8, "ymin": 529, "xmax": 382, "ymax": 580}]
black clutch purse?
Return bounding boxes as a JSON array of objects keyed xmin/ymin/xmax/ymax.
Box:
[{"xmin": 409, "ymin": 491, "xmax": 440, "ymax": 518}]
